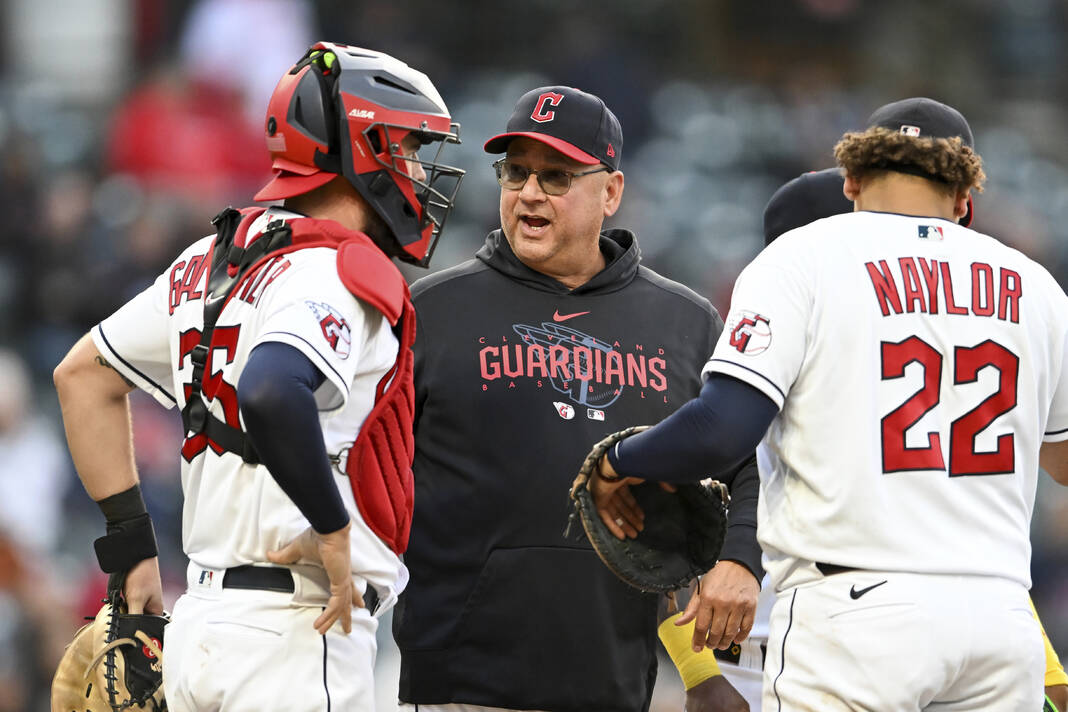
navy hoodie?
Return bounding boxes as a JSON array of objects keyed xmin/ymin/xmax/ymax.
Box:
[{"xmin": 395, "ymin": 229, "xmax": 761, "ymax": 712}]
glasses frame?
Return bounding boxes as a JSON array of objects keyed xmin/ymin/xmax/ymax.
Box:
[{"xmin": 492, "ymin": 158, "xmax": 609, "ymax": 196}]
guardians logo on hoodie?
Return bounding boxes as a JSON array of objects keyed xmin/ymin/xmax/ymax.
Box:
[{"xmin": 477, "ymin": 318, "xmax": 669, "ymax": 419}]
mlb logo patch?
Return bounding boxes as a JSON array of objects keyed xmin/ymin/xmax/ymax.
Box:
[
  {"xmin": 918, "ymin": 225, "xmax": 944, "ymax": 240},
  {"xmin": 899, "ymin": 125, "xmax": 921, "ymax": 137}
]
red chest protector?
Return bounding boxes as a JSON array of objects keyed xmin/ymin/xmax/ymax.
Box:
[{"xmin": 182, "ymin": 207, "xmax": 416, "ymax": 554}]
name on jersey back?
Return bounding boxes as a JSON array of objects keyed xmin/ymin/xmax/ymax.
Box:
[{"xmin": 865, "ymin": 256, "xmax": 1020, "ymax": 323}]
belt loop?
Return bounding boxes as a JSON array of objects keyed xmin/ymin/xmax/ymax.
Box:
[
  {"xmin": 816, "ymin": 562, "xmax": 859, "ymax": 576},
  {"xmin": 363, "ymin": 585, "xmax": 380, "ymax": 616}
]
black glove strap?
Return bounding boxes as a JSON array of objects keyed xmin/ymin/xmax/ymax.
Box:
[{"xmin": 94, "ymin": 513, "xmax": 158, "ymax": 574}]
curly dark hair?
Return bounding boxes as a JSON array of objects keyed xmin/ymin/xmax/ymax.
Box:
[{"xmin": 833, "ymin": 127, "xmax": 985, "ymax": 196}]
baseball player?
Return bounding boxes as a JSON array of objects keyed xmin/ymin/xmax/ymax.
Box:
[
  {"xmin": 53, "ymin": 42, "xmax": 463, "ymax": 712},
  {"xmin": 722, "ymin": 165, "xmax": 1068, "ymax": 712},
  {"xmin": 590, "ymin": 97, "xmax": 1068, "ymax": 711}
]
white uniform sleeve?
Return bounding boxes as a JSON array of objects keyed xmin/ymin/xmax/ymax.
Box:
[
  {"xmin": 702, "ymin": 241, "xmax": 813, "ymax": 409},
  {"xmin": 251, "ymin": 254, "xmax": 381, "ymax": 413},
  {"xmin": 91, "ymin": 273, "xmax": 178, "ymax": 410}
]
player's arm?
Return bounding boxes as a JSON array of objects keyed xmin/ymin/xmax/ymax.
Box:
[
  {"xmin": 604, "ymin": 374, "xmax": 777, "ymax": 483},
  {"xmin": 1040, "ymin": 440, "xmax": 1068, "ymax": 485},
  {"xmin": 54, "ymin": 334, "xmax": 137, "ymax": 498},
  {"xmin": 657, "ymin": 593, "xmax": 749, "ymax": 712},
  {"xmin": 1048, "ymin": 686, "xmax": 1067, "ymax": 712},
  {"xmin": 54, "ymin": 333, "xmax": 163, "ymax": 615},
  {"xmin": 238, "ymin": 342, "xmax": 364, "ymax": 635}
]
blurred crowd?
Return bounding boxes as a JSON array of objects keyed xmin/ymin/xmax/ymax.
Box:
[{"xmin": 2, "ymin": 0, "xmax": 1068, "ymax": 709}]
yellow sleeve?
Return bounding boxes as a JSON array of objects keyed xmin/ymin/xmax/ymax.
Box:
[
  {"xmin": 658, "ymin": 612, "xmax": 722, "ymax": 690},
  {"xmin": 1030, "ymin": 596, "xmax": 1068, "ymax": 687}
]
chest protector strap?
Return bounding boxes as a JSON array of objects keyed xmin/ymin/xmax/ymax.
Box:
[
  {"xmin": 180, "ymin": 208, "xmax": 294, "ymax": 464},
  {"xmin": 182, "ymin": 207, "xmax": 417, "ymax": 554}
]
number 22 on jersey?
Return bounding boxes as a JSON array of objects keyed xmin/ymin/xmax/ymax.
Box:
[{"xmin": 880, "ymin": 336, "xmax": 1019, "ymax": 476}]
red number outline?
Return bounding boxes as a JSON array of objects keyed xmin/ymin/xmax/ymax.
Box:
[
  {"xmin": 949, "ymin": 340, "xmax": 1019, "ymax": 476},
  {"xmin": 880, "ymin": 337, "xmax": 945, "ymax": 472},
  {"xmin": 881, "ymin": 337, "xmax": 1019, "ymax": 476}
]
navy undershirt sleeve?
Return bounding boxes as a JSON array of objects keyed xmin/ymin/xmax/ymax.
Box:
[
  {"xmin": 607, "ymin": 374, "xmax": 778, "ymax": 483},
  {"xmin": 238, "ymin": 342, "xmax": 350, "ymax": 534}
]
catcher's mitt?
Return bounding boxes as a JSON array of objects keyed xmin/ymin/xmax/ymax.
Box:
[
  {"xmin": 568, "ymin": 426, "xmax": 730, "ymax": 593},
  {"xmin": 52, "ymin": 592, "xmax": 167, "ymax": 712}
]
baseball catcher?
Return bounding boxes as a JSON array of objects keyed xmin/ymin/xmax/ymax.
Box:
[
  {"xmin": 52, "ymin": 41, "xmax": 464, "ymax": 711},
  {"xmin": 568, "ymin": 426, "xmax": 730, "ymax": 593}
]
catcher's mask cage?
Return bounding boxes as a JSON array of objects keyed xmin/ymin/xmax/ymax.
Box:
[{"xmin": 258, "ymin": 41, "xmax": 465, "ymax": 267}]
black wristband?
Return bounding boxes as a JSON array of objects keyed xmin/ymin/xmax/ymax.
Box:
[
  {"xmin": 96, "ymin": 483, "xmax": 149, "ymax": 525},
  {"xmin": 93, "ymin": 512, "xmax": 158, "ymax": 573}
]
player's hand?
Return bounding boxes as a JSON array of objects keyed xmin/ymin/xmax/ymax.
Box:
[
  {"xmin": 590, "ymin": 455, "xmax": 676, "ymax": 540},
  {"xmin": 677, "ymin": 561, "xmax": 759, "ymax": 652},
  {"xmin": 684, "ymin": 674, "xmax": 749, "ymax": 712},
  {"xmin": 123, "ymin": 557, "xmax": 165, "ymax": 615},
  {"xmin": 267, "ymin": 521, "xmax": 365, "ymax": 635}
]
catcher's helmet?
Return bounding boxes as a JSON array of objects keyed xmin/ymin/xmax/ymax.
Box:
[{"xmin": 255, "ymin": 42, "xmax": 464, "ymax": 266}]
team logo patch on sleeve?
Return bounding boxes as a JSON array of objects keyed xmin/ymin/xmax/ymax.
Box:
[
  {"xmin": 305, "ymin": 301, "xmax": 352, "ymax": 358},
  {"xmin": 728, "ymin": 311, "xmax": 772, "ymax": 355}
]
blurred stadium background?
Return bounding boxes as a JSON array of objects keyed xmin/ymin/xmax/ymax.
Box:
[{"xmin": 1, "ymin": 0, "xmax": 1067, "ymax": 709}]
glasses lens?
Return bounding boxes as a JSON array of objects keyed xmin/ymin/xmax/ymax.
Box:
[
  {"xmin": 537, "ymin": 170, "xmax": 571, "ymax": 195},
  {"xmin": 499, "ymin": 162, "xmax": 528, "ymax": 189}
]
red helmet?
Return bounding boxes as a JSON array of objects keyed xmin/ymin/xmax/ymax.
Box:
[{"xmin": 255, "ymin": 42, "xmax": 464, "ymax": 267}]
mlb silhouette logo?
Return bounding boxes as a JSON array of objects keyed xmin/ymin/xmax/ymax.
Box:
[
  {"xmin": 918, "ymin": 225, "xmax": 944, "ymax": 240},
  {"xmin": 899, "ymin": 125, "xmax": 921, "ymax": 137}
]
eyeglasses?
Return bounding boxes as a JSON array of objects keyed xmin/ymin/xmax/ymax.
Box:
[{"xmin": 492, "ymin": 158, "xmax": 609, "ymax": 196}]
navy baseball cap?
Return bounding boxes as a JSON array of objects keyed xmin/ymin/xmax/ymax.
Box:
[
  {"xmin": 484, "ymin": 86, "xmax": 623, "ymax": 170},
  {"xmin": 865, "ymin": 97, "xmax": 975, "ymax": 227},
  {"xmin": 867, "ymin": 97, "xmax": 974, "ymax": 148},
  {"xmin": 763, "ymin": 168, "xmax": 852, "ymax": 245}
]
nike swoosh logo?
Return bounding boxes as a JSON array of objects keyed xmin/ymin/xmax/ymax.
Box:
[
  {"xmin": 553, "ymin": 309, "xmax": 590, "ymax": 322},
  {"xmin": 849, "ymin": 580, "xmax": 888, "ymax": 599}
]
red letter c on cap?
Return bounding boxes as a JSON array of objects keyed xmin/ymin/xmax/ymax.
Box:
[{"xmin": 531, "ymin": 92, "xmax": 564, "ymax": 123}]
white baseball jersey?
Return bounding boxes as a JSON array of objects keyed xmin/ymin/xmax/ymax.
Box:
[
  {"xmin": 92, "ymin": 207, "xmax": 407, "ymax": 597},
  {"xmin": 704, "ymin": 211, "xmax": 1068, "ymax": 592}
]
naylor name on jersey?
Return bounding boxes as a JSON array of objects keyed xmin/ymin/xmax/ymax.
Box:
[{"xmin": 865, "ymin": 257, "xmax": 1022, "ymax": 323}]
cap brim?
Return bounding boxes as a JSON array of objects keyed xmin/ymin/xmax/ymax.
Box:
[
  {"xmin": 253, "ymin": 169, "xmax": 337, "ymax": 202},
  {"xmin": 483, "ymin": 132, "xmax": 600, "ymax": 165}
]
